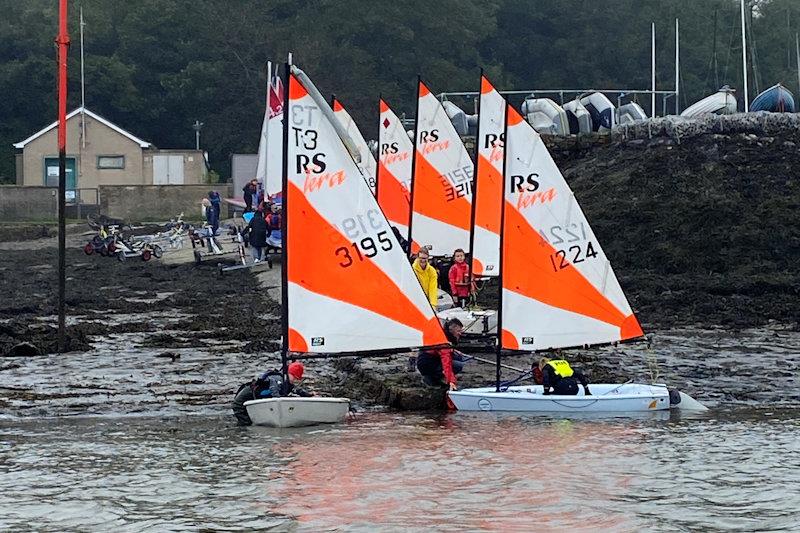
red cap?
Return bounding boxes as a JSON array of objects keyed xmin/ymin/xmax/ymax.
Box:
[{"xmin": 288, "ymin": 362, "xmax": 305, "ymax": 380}]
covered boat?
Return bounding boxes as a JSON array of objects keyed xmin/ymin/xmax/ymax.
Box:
[
  {"xmin": 580, "ymin": 92, "xmax": 616, "ymax": 131},
  {"xmin": 521, "ymin": 97, "xmax": 569, "ymax": 135},
  {"xmin": 680, "ymin": 86, "xmax": 738, "ymax": 117},
  {"xmin": 442, "ymin": 100, "xmax": 470, "ymax": 136},
  {"xmin": 562, "ymin": 99, "xmax": 592, "ymax": 134},
  {"xmin": 617, "ymin": 102, "xmax": 647, "ymax": 125},
  {"xmin": 750, "ymin": 83, "xmax": 796, "ymax": 112}
]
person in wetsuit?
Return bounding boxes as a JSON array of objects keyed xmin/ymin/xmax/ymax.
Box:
[
  {"xmin": 232, "ymin": 362, "xmax": 311, "ymax": 426},
  {"xmin": 416, "ymin": 318, "xmax": 467, "ymax": 390}
]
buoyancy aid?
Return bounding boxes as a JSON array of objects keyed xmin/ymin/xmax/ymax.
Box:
[{"xmin": 546, "ymin": 359, "xmax": 574, "ymax": 378}]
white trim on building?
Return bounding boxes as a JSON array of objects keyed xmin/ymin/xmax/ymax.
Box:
[{"xmin": 13, "ymin": 107, "xmax": 152, "ymax": 149}]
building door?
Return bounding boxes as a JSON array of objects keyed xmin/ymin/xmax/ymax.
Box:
[
  {"xmin": 153, "ymin": 155, "xmax": 185, "ymax": 184},
  {"xmin": 44, "ymin": 157, "xmax": 77, "ymax": 201}
]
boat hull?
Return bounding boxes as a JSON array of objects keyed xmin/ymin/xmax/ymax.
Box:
[
  {"xmin": 244, "ymin": 397, "xmax": 350, "ymax": 427},
  {"xmin": 448, "ymin": 383, "xmax": 670, "ymax": 413}
]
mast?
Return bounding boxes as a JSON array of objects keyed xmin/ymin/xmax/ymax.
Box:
[
  {"xmin": 796, "ymin": 33, "xmax": 800, "ymax": 97},
  {"xmin": 280, "ymin": 61, "xmax": 290, "ymax": 384},
  {"xmin": 375, "ymin": 95, "xmax": 382, "ymax": 201},
  {"xmin": 495, "ymin": 102, "xmax": 510, "ymax": 392},
  {"xmin": 56, "ymin": 0, "xmax": 70, "ymax": 353},
  {"xmin": 406, "ymin": 76, "xmax": 421, "ymax": 252},
  {"xmin": 674, "ymin": 18, "xmax": 679, "ymax": 115},
  {"xmin": 741, "ymin": 0, "xmax": 749, "ymax": 112},
  {"xmin": 80, "ymin": 6, "xmax": 86, "ymax": 149},
  {"xmin": 466, "ymin": 70, "xmax": 482, "ymax": 293},
  {"xmin": 651, "ymin": 22, "xmax": 656, "ymax": 118}
]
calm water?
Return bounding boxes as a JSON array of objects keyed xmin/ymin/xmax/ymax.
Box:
[
  {"xmin": 2, "ymin": 326, "xmax": 800, "ymax": 531},
  {"xmin": 1, "ymin": 410, "xmax": 799, "ymax": 532}
]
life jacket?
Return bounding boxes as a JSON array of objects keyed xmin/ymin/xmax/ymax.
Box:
[{"xmin": 546, "ymin": 359, "xmax": 574, "ymax": 378}]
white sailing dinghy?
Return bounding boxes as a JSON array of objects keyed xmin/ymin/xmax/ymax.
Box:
[
  {"xmin": 332, "ymin": 97, "xmax": 378, "ymax": 194},
  {"xmin": 245, "ymin": 65, "xmax": 450, "ymax": 427},
  {"xmin": 448, "ymin": 102, "xmax": 705, "ymax": 413}
]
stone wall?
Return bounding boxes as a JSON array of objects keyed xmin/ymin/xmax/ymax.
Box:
[
  {"xmin": 98, "ymin": 184, "xmax": 233, "ymax": 222},
  {"xmin": 0, "ymin": 186, "xmax": 59, "ymax": 221}
]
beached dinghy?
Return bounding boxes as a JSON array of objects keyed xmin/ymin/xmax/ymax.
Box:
[
  {"xmin": 562, "ymin": 99, "xmax": 593, "ymax": 134},
  {"xmin": 245, "ymin": 66, "xmax": 452, "ymax": 427},
  {"xmin": 750, "ymin": 83, "xmax": 796, "ymax": 112},
  {"xmin": 521, "ymin": 97, "xmax": 569, "ymax": 135},
  {"xmin": 580, "ymin": 92, "xmax": 616, "ymax": 131},
  {"xmin": 680, "ymin": 86, "xmax": 737, "ymax": 117},
  {"xmin": 617, "ymin": 102, "xmax": 648, "ymax": 125},
  {"xmin": 448, "ymin": 98, "xmax": 706, "ymax": 414}
]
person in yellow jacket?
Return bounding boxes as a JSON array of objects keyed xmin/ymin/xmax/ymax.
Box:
[
  {"xmin": 412, "ymin": 248, "xmax": 439, "ymax": 309},
  {"xmin": 537, "ymin": 357, "xmax": 591, "ymax": 395}
]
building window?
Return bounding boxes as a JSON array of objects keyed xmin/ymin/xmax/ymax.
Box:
[{"xmin": 97, "ymin": 155, "xmax": 125, "ymax": 169}]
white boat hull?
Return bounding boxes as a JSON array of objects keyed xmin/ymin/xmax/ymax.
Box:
[
  {"xmin": 438, "ymin": 306, "xmax": 497, "ymax": 336},
  {"xmin": 244, "ymin": 397, "xmax": 350, "ymax": 427},
  {"xmin": 448, "ymin": 383, "xmax": 671, "ymax": 413}
]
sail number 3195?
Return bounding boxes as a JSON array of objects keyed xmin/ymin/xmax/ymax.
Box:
[{"xmin": 335, "ymin": 231, "xmax": 394, "ymax": 268}]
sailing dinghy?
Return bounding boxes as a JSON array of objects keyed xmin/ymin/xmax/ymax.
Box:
[
  {"xmin": 332, "ymin": 97, "xmax": 378, "ymax": 194},
  {"xmin": 245, "ymin": 65, "xmax": 450, "ymax": 427},
  {"xmin": 448, "ymin": 101, "xmax": 705, "ymax": 413},
  {"xmin": 376, "ymin": 99, "xmax": 413, "ymax": 241}
]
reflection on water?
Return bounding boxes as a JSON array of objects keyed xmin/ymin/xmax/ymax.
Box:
[{"xmin": 2, "ymin": 410, "xmax": 799, "ymax": 532}]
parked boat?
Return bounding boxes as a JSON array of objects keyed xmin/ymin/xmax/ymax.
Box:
[
  {"xmin": 750, "ymin": 83, "xmax": 796, "ymax": 112},
  {"xmin": 580, "ymin": 92, "xmax": 617, "ymax": 131},
  {"xmin": 617, "ymin": 102, "xmax": 648, "ymax": 125},
  {"xmin": 562, "ymin": 99, "xmax": 593, "ymax": 134},
  {"xmin": 680, "ymin": 86, "xmax": 738, "ymax": 117},
  {"xmin": 448, "ymin": 99, "xmax": 706, "ymax": 414},
  {"xmin": 442, "ymin": 100, "xmax": 470, "ymax": 136},
  {"xmin": 521, "ymin": 97, "xmax": 569, "ymax": 135}
]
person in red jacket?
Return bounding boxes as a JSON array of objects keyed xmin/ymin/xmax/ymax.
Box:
[
  {"xmin": 416, "ymin": 318, "xmax": 467, "ymax": 390},
  {"xmin": 448, "ymin": 248, "xmax": 474, "ymax": 308}
]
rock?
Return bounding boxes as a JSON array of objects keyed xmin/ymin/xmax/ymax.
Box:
[{"xmin": 5, "ymin": 342, "xmax": 42, "ymax": 357}]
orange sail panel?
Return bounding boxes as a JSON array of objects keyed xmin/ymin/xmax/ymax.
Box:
[
  {"xmin": 500, "ymin": 104, "xmax": 644, "ymax": 350},
  {"xmin": 471, "ymin": 75, "xmax": 504, "ymax": 277},
  {"xmin": 377, "ymin": 99, "xmax": 412, "ymax": 237},
  {"xmin": 332, "ymin": 97, "xmax": 378, "ymax": 194},
  {"xmin": 410, "ymin": 79, "xmax": 474, "ymax": 256},
  {"xmin": 286, "ymin": 73, "xmax": 447, "ymax": 353}
]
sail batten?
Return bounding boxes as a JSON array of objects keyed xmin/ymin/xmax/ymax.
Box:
[
  {"xmin": 501, "ymin": 104, "xmax": 643, "ymax": 350},
  {"xmin": 286, "ymin": 72, "xmax": 447, "ymax": 354}
]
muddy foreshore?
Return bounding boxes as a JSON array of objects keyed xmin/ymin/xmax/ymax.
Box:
[{"xmin": 1, "ymin": 130, "xmax": 799, "ymax": 416}]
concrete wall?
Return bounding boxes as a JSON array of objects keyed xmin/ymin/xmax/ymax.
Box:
[
  {"xmin": 19, "ymin": 113, "xmax": 146, "ymax": 188},
  {"xmin": 231, "ymin": 153, "xmax": 257, "ymax": 198},
  {"xmin": 99, "ymin": 184, "xmax": 232, "ymax": 222},
  {"xmin": 0, "ymin": 186, "xmax": 59, "ymax": 221}
]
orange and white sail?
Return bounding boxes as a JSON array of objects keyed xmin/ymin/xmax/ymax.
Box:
[
  {"xmin": 410, "ymin": 80, "xmax": 474, "ymax": 255},
  {"xmin": 286, "ymin": 71, "xmax": 447, "ymax": 353},
  {"xmin": 256, "ymin": 70, "xmax": 285, "ymax": 198},
  {"xmin": 500, "ymin": 104, "xmax": 644, "ymax": 350},
  {"xmin": 332, "ymin": 98, "xmax": 377, "ymax": 194},
  {"xmin": 376, "ymin": 99, "xmax": 412, "ymax": 238},
  {"xmin": 470, "ymin": 75, "xmax": 504, "ymax": 277}
]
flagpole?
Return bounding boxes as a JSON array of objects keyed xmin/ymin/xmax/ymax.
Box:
[{"xmin": 56, "ymin": 0, "xmax": 70, "ymax": 352}]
